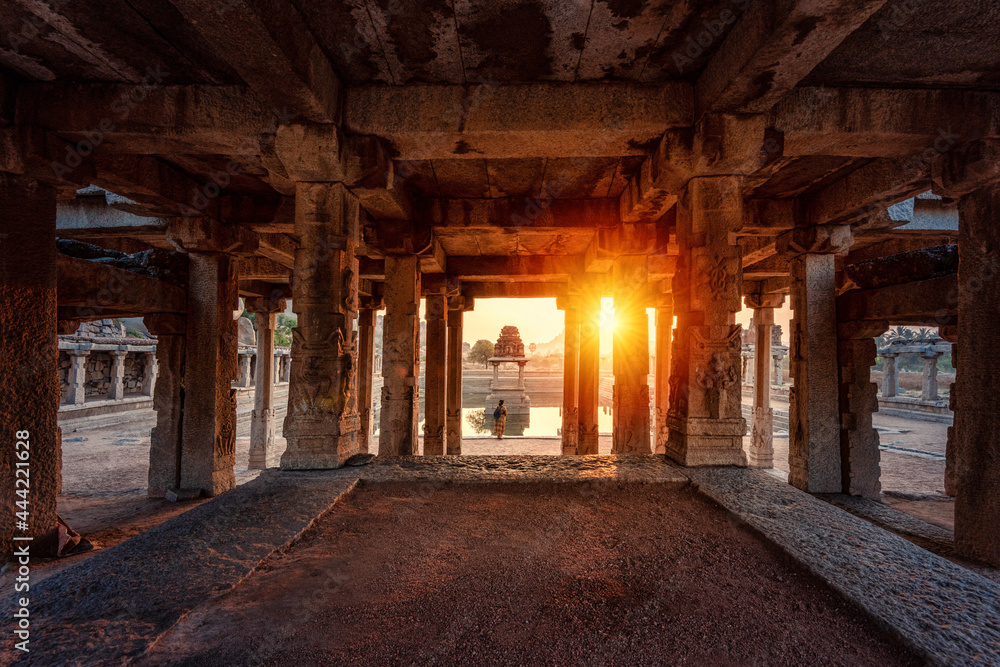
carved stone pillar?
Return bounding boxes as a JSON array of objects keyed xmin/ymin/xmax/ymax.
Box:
[
  {"xmin": 108, "ymin": 349, "xmax": 127, "ymax": 400},
  {"xmin": 941, "ymin": 328, "xmax": 958, "ymax": 497},
  {"xmin": 577, "ymin": 287, "xmax": 601, "ymax": 455},
  {"xmin": 280, "ymin": 353, "xmax": 291, "ymax": 382},
  {"xmin": 612, "ymin": 256, "xmax": 651, "ymax": 454},
  {"xmin": 423, "ymin": 292, "xmax": 448, "ymax": 455},
  {"xmin": 446, "ymin": 299, "xmax": 469, "ymax": 455},
  {"xmin": 937, "ymin": 148, "xmax": 1000, "ymax": 564},
  {"xmin": 379, "ymin": 256, "xmax": 421, "ymax": 456},
  {"xmin": 142, "ymin": 351, "xmax": 157, "ymax": 397},
  {"xmin": 773, "ymin": 353, "xmax": 784, "ymax": 386},
  {"xmin": 745, "ymin": 293, "xmax": 784, "ymax": 468},
  {"xmin": 654, "ymin": 292, "xmax": 673, "ymax": 455},
  {"xmin": 666, "ymin": 177, "xmax": 746, "ymax": 466},
  {"xmin": 180, "ymin": 252, "xmax": 239, "ymax": 495},
  {"xmin": 0, "ymin": 174, "xmax": 61, "ymax": 558},
  {"xmin": 838, "ymin": 321, "xmax": 887, "ymax": 499},
  {"xmin": 146, "ymin": 314, "xmax": 186, "ymax": 497},
  {"xmin": 237, "ymin": 352, "xmax": 252, "ymax": 388},
  {"xmin": 921, "ymin": 351, "xmax": 942, "ymax": 401},
  {"xmin": 881, "ymin": 353, "xmax": 899, "ymax": 397},
  {"xmin": 781, "ymin": 225, "xmax": 854, "ymax": 494},
  {"xmin": 246, "ymin": 297, "xmax": 285, "ymax": 469},
  {"xmin": 65, "ymin": 349, "xmax": 89, "ymax": 405},
  {"xmin": 516, "ymin": 361, "xmax": 526, "ymax": 390},
  {"xmin": 357, "ymin": 300, "xmax": 379, "ymax": 455},
  {"xmin": 557, "ymin": 296, "xmax": 580, "ymax": 455},
  {"xmin": 282, "ymin": 183, "xmax": 361, "ymax": 469}
]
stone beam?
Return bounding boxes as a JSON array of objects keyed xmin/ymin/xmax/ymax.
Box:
[
  {"xmin": 56, "ymin": 254, "xmax": 187, "ymax": 319},
  {"xmin": 344, "ymin": 82, "xmax": 692, "ymax": 160},
  {"xmin": 221, "ymin": 195, "xmax": 295, "ymax": 233},
  {"xmin": 16, "ymin": 84, "xmax": 272, "ymax": 155},
  {"xmin": 255, "ymin": 233, "xmax": 296, "ymax": 269},
  {"xmin": 696, "ymin": 0, "xmax": 887, "ymax": 115},
  {"xmin": 420, "ymin": 197, "xmax": 620, "ymax": 230},
  {"xmin": 807, "ymin": 158, "xmax": 929, "ymax": 226},
  {"xmin": 445, "ymin": 256, "xmax": 584, "ymax": 281},
  {"xmin": 166, "ymin": 0, "xmax": 339, "ymax": 123},
  {"xmin": 238, "ymin": 281, "xmax": 291, "ymax": 299},
  {"xmin": 771, "ymin": 88, "xmax": 1000, "ymax": 158},
  {"xmin": 239, "ymin": 256, "xmax": 289, "ymax": 281},
  {"xmin": 57, "ymin": 197, "xmax": 167, "ymax": 241},
  {"xmin": 836, "ymin": 275, "xmax": 958, "ymax": 326},
  {"xmin": 460, "ymin": 282, "xmax": 568, "ymax": 299},
  {"xmin": 743, "ymin": 255, "xmax": 790, "ymax": 278},
  {"xmin": 90, "ymin": 155, "xmax": 218, "ymax": 218},
  {"xmin": 844, "ymin": 245, "xmax": 957, "ymax": 291}
]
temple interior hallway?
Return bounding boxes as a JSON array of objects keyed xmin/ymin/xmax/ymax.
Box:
[{"xmin": 136, "ymin": 483, "xmax": 920, "ymax": 667}]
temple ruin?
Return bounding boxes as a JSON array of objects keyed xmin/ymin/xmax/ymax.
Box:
[{"xmin": 1, "ymin": 0, "xmax": 999, "ymax": 662}]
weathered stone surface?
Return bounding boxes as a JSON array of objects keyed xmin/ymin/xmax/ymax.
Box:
[
  {"xmin": 246, "ymin": 298, "xmax": 285, "ymax": 469},
  {"xmin": 666, "ymin": 177, "xmax": 747, "ymax": 466},
  {"xmin": 612, "ymin": 256, "xmax": 650, "ymax": 454},
  {"xmin": 0, "ymin": 471, "xmax": 358, "ymax": 662},
  {"xmin": 953, "ymin": 185, "xmax": 1000, "ymax": 566},
  {"xmin": 559, "ymin": 303, "xmax": 580, "ymax": 455},
  {"xmin": 845, "ymin": 244, "xmax": 957, "ymax": 291},
  {"xmin": 748, "ymin": 304, "xmax": 777, "ymax": 468},
  {"xmin": 838, "ymin": 336, "xmax": 882, "ymax": 498},
  {"xmin": 423, "ymin": 293, "xmax": 447, "ymax": 455},
  {"xmin": 357, "ymin": 307, "xmax": 377, "ymax": 455},
  {"xmin": 146, "ymin": 315, "xmax": 185, "ymax": 498},
  {"xmin": 282, "ymin": 183, "xmax": 361, "ymax": 470},
  {"xmin": 576, "ymin": 289, "xmax": 600, "ymax": 455},
  {"xmin": 653, "ymin": 297, "xmax": 673, "ymax": 456},
  {"xmin": 379, "ymin": 255, "xmax": 421, "ymax": 456},
  {"xmin": 446, "ymin": 306, "xmax": 465, "ymax": 456},
  {"xmin": 0, "ymin": 174, "xmax": 60, "ymax": 559},
  {"xmin": 689, "ymin": 467, "xmax": 1000, "ymax": 667}
]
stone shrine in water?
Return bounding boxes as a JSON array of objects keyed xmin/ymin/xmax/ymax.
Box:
[{"xmin": 486, "ymin": 326, "xmax": 531, "ymax": 415}]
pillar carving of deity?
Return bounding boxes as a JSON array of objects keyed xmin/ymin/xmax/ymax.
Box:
[
  {"xmin": 665, "ymin": 177, "xmax": 746, "ymax": 466},
  {"xmin": 780, "ymin": 224, "xmax": 854, "ymax": 494},
  {"xmin": 612, "ymin": 256, "xmax": 651, "ymax": 454},
  {"xmin": 745, "ymin": 293, "xmax": 784, "ymax": 468},
  {"xmin": 281, "ymin": 182, "xmax": 361, "ymax": 469}
]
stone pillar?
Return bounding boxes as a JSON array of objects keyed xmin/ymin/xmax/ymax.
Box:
[
  {"xmin": 577, "ymin": 287, "xmax": 601, "ymax": 455},
  {"xmin": 950, "ymin": 177, "xmax": 1000, "ymax": 565},
  {"xmin": 517, "ymin": 361, "xmax": 526, "ymax": 390},
  {"xmin": 746, "ymin": 294, "xmax": 784, "ymax": 468},
  {"xmin": 941, "ymin": 328, "xmax": 958, "ymax": 497},
  {"xmin": 446, "ymin": 303, "xmax": 466, "ymax": 455},
  {"xmin": 773, "ymin": 353, "xmax": 784, "ymax": 386},
  {"xmin": 108, "ymin": 349, "xmax": 127, "ymax": 400},
  {"xmin": 881, "ymin": 353, "xmax": 899, "ymax": 397},
  {"xmin": 0, "ymin": 174, "xmax": 61, "ymax": 558},
  {"xmin": 491, "ymin": 362, "xmax": 500, "ymax": 389},
  {"xmin": 357, "ymin": 302, "xmax": 379, "ymax": 455},
  {"xmin": 282, "ymin": 183, "xmax": 361, "ymax": 469},
  {"xmin": 612, "ymin": 256, "xmax": 651, "ymax": 454},
  {"xmin": 65, "ymin": 349, "xmax": 89, "ymax": 405},
  {"xmin": 379, "ymin": 256, "xmax": 421, "ymax": 456},
  {"xmin": 781, "ymin": 225, "xmax": 853, "ymax": 494},
  {"xmin": 180, "ymin": 252, "xmax": 239, "ymax": 495},
  {"xmin": 921, "ymin": 351, "xmax": 942, "ymax": 401},
  {"xmin": 247, "ymin": 297, "xmax": 284, "ymax": 469},
  {"xmin": 274, "ymin": 353, "xmax": 282, "ymax": 385},
  {"xmin": 146, "ymin": 314, "xmax": 186, "ymax": 497},
  {"xmin": 280, "ymin": 353, "xmax": 291, "ymax": 382},
  {"xmin": 665, "ymin": 177, "xmax": 746, "ymax": 466},
  {"xmin": 237, "ymin": 352, "xmax": 252, "ymax": 388},
  {"xmin": 838, "ymin": 322, "xmax": 885, "ymax": 499},
  {"xmin": 558, "ymin": 297, "xmax": 580, "ymax": 455},
  {"xmin": 654, "ymin": 293, "xmax": 673, "ymax": 455},
  {"xmin": 142, "ymin": 351, "xmax": 157, "ymax": 397},
  {"xmin": 423, "ymin": 293, "xmax": 448, "ymax": 455}
]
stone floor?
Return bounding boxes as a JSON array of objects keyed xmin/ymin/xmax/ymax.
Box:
[{"xmin": 2, "ymin": 457, "xmax": 997, "ymax": 666}]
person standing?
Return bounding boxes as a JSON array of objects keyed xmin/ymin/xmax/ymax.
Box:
[{"xmin": 493, "ymin": 399, "xmax": 508, "ymax": 439}]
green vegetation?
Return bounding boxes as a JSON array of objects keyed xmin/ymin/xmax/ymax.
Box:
[
  {"xmin": 275, "ymin": 314, "xmax": 295, "ymax": 347},
  {"xmin": 468, "ymin": 339, "xmax": 494, "ymax": 367}
]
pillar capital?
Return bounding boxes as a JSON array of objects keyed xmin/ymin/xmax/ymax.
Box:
[
  {"xmin": 244, "ymin": 296, "xmax": 286, "ymax": 315},
  {"xmin": 776, "ymin": 225, "xmax": 853, "ymax": 257},
  {"xmin": 744, "ymin": 293, "xmax": 785, "ymax": 310},
  {"xmin": 932, "ymin": 138, "xmax": 1000, "ymax": 198}
]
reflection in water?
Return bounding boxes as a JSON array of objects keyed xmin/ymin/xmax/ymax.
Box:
[{"xmin": 372, "ymin": 389, "xmax": 621, "ymax": 437}]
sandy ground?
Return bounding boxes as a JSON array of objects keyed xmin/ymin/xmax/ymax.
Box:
[{"xmin": 138, "ymin": 483, "xmax": 921, "ymax": 667}]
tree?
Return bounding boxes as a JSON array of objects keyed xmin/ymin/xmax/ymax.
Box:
[
  {"xmin": 469, "ymin": 339, "xmax": 494, "ymax": 367},
  {"xmin": 529, "ymin": 342, "xmax": 537, "ymax": 355}
]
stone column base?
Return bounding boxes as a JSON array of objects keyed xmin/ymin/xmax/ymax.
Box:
[
  {"xmin": 665, "ymin": 416, "xmax": 747, "ymax": 466},
  {"xmin": 561, "ymin": 408, "xmax": 578, "ymax": 455},
  {"xmin": 748, "ymin": 407, "xmax": 774, "ymax": 468},
  {"xmin": 280, "ymin": 415, "xmax": 360, "ymax": 469}
]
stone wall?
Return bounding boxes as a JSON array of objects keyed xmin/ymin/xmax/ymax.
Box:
[
  {"xmin": 123, "ymin": 353, "xmax": 147, "ymax": 395},
  {"xmin": 58, "ymin": 355, "xmax": 70, "ymax": 392},
  {"xmin": 85, "ymin": 352, "xmax": 113, "ymax": 397}
]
